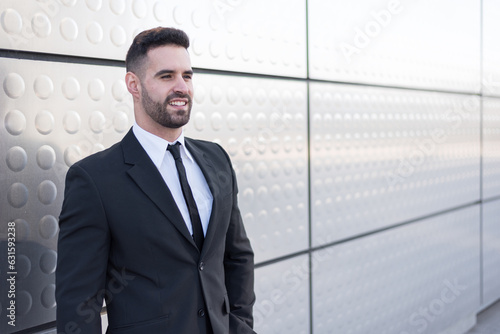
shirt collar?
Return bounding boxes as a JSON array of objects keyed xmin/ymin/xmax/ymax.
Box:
[{"xmin": 132, "ymin": 123, "xmax": 194, "ymax": 169}]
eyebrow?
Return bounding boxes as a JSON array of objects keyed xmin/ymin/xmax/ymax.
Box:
[{"xmin": 154, "ymin": 69, "xmax": 194, "ymax": 77}]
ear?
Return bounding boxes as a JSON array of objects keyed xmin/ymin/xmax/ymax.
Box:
[{"xmin": 125, "ymin": 72, "xmax": 141, "ymax": 99}]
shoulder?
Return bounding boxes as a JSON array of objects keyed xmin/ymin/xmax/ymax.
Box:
[
  {"xmin": 185, "ymin": 137, "xmax": 228, "ymax": 157},
  {"xmin": 71, "ymin": 141, "xmax": 122, "ymax": 170}
]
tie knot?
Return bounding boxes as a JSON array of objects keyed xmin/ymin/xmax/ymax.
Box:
[{"xmin": 167, "ymin": 142, "xmax": 182, "ymax": 160}]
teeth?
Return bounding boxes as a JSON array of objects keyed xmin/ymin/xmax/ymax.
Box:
[{"xmin": 169, "ymin": 101, "xmax": 186, "ymax": 106}]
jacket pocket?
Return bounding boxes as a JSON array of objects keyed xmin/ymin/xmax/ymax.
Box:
[{"xmin": 109, "ymin": 314, "xmax": 169, "ymax": 333}]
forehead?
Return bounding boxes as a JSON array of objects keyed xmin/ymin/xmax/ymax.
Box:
[{"xmin": 145, "ymin": 45, "xmax": 192, "ymax": 72}]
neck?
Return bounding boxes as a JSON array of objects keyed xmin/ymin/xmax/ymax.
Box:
[{"xmin": 135, "ymin": 113, "xmax": 182, "ymax": 143}]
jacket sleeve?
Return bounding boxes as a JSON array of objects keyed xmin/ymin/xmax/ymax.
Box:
[
  {"xmin": 220, "ymin": 147, "xmax": 257, "ymax": 334},
  {"xmin": 56, "ymin": 164, "xmax": 110, "ymax": 334}
]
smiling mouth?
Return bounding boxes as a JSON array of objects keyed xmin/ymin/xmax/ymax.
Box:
[{"xmin": 168, "ymin": 100, "xmax": 187, "ymax": 106}]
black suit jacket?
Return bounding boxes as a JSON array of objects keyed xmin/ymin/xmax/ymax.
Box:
[{"xmin": 56, "ymin": 129, "xmax": 255, "ymax": 334}]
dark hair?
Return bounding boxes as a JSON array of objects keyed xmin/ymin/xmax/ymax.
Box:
[{"xmin": 125, "ymin": 27, "xmax": 190, "ymax": 74}]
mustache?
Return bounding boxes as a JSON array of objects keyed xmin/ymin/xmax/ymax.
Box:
[{"xmin": 165, "ymin": 93, "xmax": 192, "ymax": 104}]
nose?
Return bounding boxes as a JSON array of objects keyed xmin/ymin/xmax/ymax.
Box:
[{"xmin": 173, "ymin": 75, "xmax": 189, "ymax": 94}]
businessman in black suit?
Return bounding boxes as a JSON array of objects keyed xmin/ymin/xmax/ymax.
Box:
[{"xmin": 56, "ymin": 27, "xmax": 255, "ymax": 334}]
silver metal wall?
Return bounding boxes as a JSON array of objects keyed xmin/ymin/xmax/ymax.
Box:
[{"xmin": 1, "ymin": 1, "xmax": 499, "ymax": 333}]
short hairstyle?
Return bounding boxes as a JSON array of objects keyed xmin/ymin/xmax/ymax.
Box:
[{"xmin": 125, "ymin": 27, "xmax": 190, "ymax": 74}]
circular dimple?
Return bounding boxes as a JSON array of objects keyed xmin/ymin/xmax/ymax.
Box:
[
  {"xmin": 3, "ymin": 73, "xmax": 25, "ymax": 98},
  {"xmin": 8, "ymin": 183, "xmax": 28, "ymax": 208},
  {"xmin": 257, "ymin": 162, "xmax": 268, "ymax": 179},
  {"xmin": 10, "ymin": 219, "xmax": 29, "ymax": 241},
  {"xmin": 208, "ymin": 13, "xmax": 221, "ymax": 31},
  {"xmin": 39, "ymin": 215, "xmax": 59, "ymax": 239},
  {"xmin": 62, "ymin": 77, "xmax": 80, "ymax": 100},
  {"xmin": 60, "ymin": 0, "xmax": 78, "ymax": 6},
  {"xmin": 88, "ymin": 78, "xmax": 105, "ymax": 101},
  {"xmin": 16, "ymin": 291, "xmax": 32, "ymax": 316},
  {"xmin": 132, "ymin": 0, "xmax": 147, "ymax": 18},
  {"xmin": 112, "ymin": 80, "xmax": 127, "ymax": 101},
  {"xmin": 60, "ymin": 17, "xmax": 78, "ymax": 41},
  {"xmin": 63, "ymin": 110, "xmax": 81, "ymax": 134},
  {"xmin": 64, "ymin": 145, "xmax": 82, "ymax": 166},
  {"xmin": 226, "ymin": 44, "xmax": 237, "ymax": 60},
  {"xmin": 211, "ymin": 86, "xmax": 222, "ymax": 104},
  {"xmin": 193, "ymin": 112, "xmax": 206, "ymax": 131},
  {"xmin": 86, "ymin": 21, "xmax": 103, "ymax": 44},
  {"xmin": 191, "ymin": 38, "xmax": 205, "ymax": 56},
  {"xmin": 110, "ymin": 0, "xmax": 126, "ymax": 15},
  {"xmin": 32, "ymin": 12, "xmax": 51, "ymax": 38},
  {"xmin": 256, "ymin": 89, "xmax": 267, "ymax": 105},
  {"xmin": 38, "ymin": 180, "xmax": 57, "ymax": 205},
  {"xmin": 242, "ymin": 113, "xmax": 252, "ymax": 131},
  {"xmin": 6, "ymin": 146, "xmax": 27, "ymax": 172},
  {"xmin": 256, "ymin": 112, "xmax": 267, "ymax": 129},
  {"xmin": 17, "ymin": 255, "xmax": 31, "ymax": 280},
  {"xmin": 110, "ymin": 25, "xmax": 126, "ymax": 46},
  {"xmin": 35, "ymin": 110, "xmax": 55, "ymax": 135},
  {"xmin": 242, "ymin": 187, "xmax": 254, "ymax": 203},
  {"xmin": 85, "ymin": 0, "xmax": 102, "ymax": 11},
  {"xmin": 153, "ymin": 2, "xmax": 168, "ymax": 21},
  {"xmin": 89, "ymin": 110, "xmax": 106, "ymax": 133},
  {"xmin": 242, "ymin": 163, "xmax": 254, "ymax": 179},
  {"xmin": 40, "ymin": 250, "xmax": 58, "ymax": 274},
  {"xmin": 211, "ymin": 113, "xmax": 222, "ymax": 131},
  {"xmin": 36, "ymin": 145, "xmax": 56, "ymax": 170},
  {"xmin": 34, "ymin": 75, "xmax": 54, "ymax": 99},
  {"xmin": 227, "ymin": 138, "xmax": 238, "ymax": 156},
  {"xmin": 271, "ymin": 161, "xmax": 280, "ymax": 177},
  {"xmin": 226, "ymin": 87, "xmax": 238, "ymax": 105},
  {"xmin": 191, "ymin": 10, "xmax": 205, "ymax": 28},
  {"xmin": 41, "ymin": 284, "xmax": 56, "ymax": 309},
  {"xmin": 227, "ymin": 112, "xmax": 238, "ymax": 131},
  {"xmin": 209, "ymin": 41, "xmax": 221, "ymax": 58},
  {"xmin": 113, "ymin": 111, "xmax": 129, "ymax": 133},
  {"xmin": 173, "ymin": 5, "xmax": 187, "ymax": 25},
  {"xmin": 1, "ymin": 8, "xmax": 22, "ymax": 34},
  {"xmin": 242, "ymin": 88, "xmax": 253, "ymax": 105},
  {"xmin": 194, "ymin": 84, "xmax": 206, "ymax": 104},
  {"xmin": 5, "ymin": 110, "xmax": 26, "ymax": 136}
]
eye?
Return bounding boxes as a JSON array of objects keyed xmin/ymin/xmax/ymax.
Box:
[{"xmin": 183, "ymin": 74, "xmax": 192, "ymax": 80}]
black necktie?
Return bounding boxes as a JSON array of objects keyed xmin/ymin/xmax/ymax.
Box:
[{"xmin": 167, "ymin": 142, "xmax": 204, "ymax": 251}]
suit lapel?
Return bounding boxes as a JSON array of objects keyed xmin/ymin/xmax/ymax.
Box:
[
  {"xmin": 184, "ymin": 138, "xmax": 222, "ymax": 256},
  {"xmin": 121, "ymin": 130, "xmax": 197, "ymax": 248}
]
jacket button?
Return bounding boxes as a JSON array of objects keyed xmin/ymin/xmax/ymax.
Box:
[
  {"xmin": 198, "ymin": 308, "xmax": 205, "ymax": 317},
  {"xmin": 199, "ymin": 261, "xmax": 204, "ymax": 271}
]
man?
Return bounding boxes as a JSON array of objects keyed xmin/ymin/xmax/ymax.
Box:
[{"xmin": 56, "ymin": 27, "xmax": 255, "ymax": 334}]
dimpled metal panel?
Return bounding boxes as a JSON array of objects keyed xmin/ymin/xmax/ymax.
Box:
[
  {"xmin": 0, "ymin": 0, "xmax": 307, "ymax": 77},
  {"xmin": 185, "ymin": 74, "xmax": 309, "ymax": 263},
  {"xmin": 312, "ymin": 205, "xmax": 480, "ymax": 334},
  {"xmin": 0, "ymin": 57, "xmax": 132, "ymax": 334},
  {"xmin": 254, "ymin": 255, "xmax": 309, "ymax": 334},
  {"xmin": 308, "ymin": 0, "xmax": 480, "ymax": 92},
  {"xmin": 482, "ymin": 0, "xmax": 500, "ymax": 97},
  {"xmin": 482, "ymin": 200, "xmax": 500, "ymax": 307},
  {"xmin": 482, "ymin": 97, "xmax": 500, "ymax": 199},
  {"xmin": 310, "ymin": 82, "xmax": 480, "ymax": 246}
]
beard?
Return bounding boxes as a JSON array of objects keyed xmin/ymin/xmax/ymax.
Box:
[{"xmin": 141, "ymin": 88, "xmax": 192, "ymax": 129}]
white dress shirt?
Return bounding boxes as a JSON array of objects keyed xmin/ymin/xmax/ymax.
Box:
[{"xmin": 132, "ymin": 123, "xmax": 213, "ymax": 236}]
